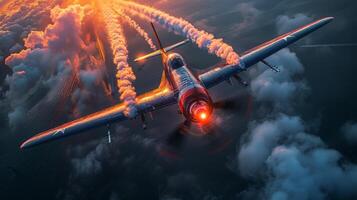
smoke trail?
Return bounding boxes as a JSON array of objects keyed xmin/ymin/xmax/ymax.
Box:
[
  {"xmin": 113, "ymin": 8, "xmax": 157, "ymax": 50},
  {"xmin": 118, "ymin": 1, "xmax": 240, "ymax": 65},
  {"xmin": 101, "ymin": 5, "xmax": 137, "ymax": 118}
]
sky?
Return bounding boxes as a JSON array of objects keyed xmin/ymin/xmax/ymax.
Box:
[{"xmin": 1, "ymin": 0, "xmax": 357, "ymax": 200}]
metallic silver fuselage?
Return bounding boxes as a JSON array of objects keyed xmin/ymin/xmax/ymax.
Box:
[{"xmin": 165, "ymin": 53, "xmax": 212, "ymax": 120}]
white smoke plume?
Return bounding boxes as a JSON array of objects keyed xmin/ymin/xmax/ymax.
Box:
[
  {"xmin": 113, "ymin": 8, "xmax": 157, "ymax": 50},
  {"xmin": 118, "ymin": 1, "xmax": 240, "ymax": 65},
  {"xmin": 101, "ymin": 4, "xmax": 137, "ymax": 118}
]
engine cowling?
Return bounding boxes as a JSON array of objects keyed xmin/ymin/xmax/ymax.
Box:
[{"xmin": 178, "ymin": 87, "xmax": 213, "ymax": 123}]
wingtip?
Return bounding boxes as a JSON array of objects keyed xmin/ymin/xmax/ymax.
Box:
[
  {"xmin": 134, "ymin": 57, "xmax": 145, "ymax": 62},
  {"xmin": 323, "ymin": 17, "xmax": 335, "ymax": 22},
  {"xmin": 20, "ymin": 138, "xmax": 34, "ymax": 149},
  {"xmin": 20, "ymin": 141, "xmax": 28, "ymax": 149}
]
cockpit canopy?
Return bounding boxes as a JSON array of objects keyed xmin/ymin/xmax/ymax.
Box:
[{"xmin": 167, "ymin": 53, "xmax": 186, "ymax": 69}]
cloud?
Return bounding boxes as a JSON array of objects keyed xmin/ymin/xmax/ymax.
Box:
[
  {"xmin": 71, "ymin": 140, "xmax": 109, "ymax": 177},
  {"xmin": 249, "ymin": 49, "xmax": 306, "ymax": 109},
  {"xmin": 57, "ymin": 124, "xmax": 164, "ymax": 199},
  {"xmin": 1, "ymin": 4, "xmax": 107, "ymax": 128},
  {"xmin": 266, "ymin": 132, "xmax": 357, "ymax": 200},
  {"xmin": 238, "ymin": 115, "xmax": 304, "ymax": 177},
  {"xmin": 276, "ymin": 14, "xmax": 313, "ymax": 35},
  {"xmin": 227, "ymin": 3, "xmax": 262, "ymax": 34},
  {"xmin": 9, "ymin": 43, "xmax": 23, "ymax": 54},
  {"xmin": 236, "ymin": 13, "xmax": 357, "ymax": 200},
  {"xmin": 0, "ymin": 0, "xmax": 57, "ymax": 55},
  {"xmin": 341, "ymin": 122, "xmax": 357, "ymax": 144},
  {"xmin": 239, "ymin": 114, "xmax": 357, "ymax": 199}
]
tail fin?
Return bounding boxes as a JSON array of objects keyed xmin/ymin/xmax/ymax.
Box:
[
  {"xmin": 134, "ymin": 22, "xmax": 190, "ymax": 62},
  {"xmin": 150, "ymin": 22, "xmax": 166, "ymax": 55}
]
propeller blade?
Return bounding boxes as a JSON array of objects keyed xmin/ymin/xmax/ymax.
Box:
[
  {"xmin": 213, "ymin": 99, "xmax": 240, "ymax": 110},
  {"xmin": 165, "ymin": 121, "xmax": 190, "ymax": 149}
]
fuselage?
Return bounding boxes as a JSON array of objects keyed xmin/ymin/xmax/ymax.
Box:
[{"xmin": 163, "ymin": 53, "xmax": 213, "ymax": 123}]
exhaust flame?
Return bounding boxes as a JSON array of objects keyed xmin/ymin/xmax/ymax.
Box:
[
  {"xmin": 118, "ymin": 1, "xmax": 240, "ymax": 65},
  {"xmin": 113, "ymin": 8, "xmax": 157, "ymax": 50},
  {"xmin": 101, "ymin": 4, "xmax": 137, "ymax": 118}
]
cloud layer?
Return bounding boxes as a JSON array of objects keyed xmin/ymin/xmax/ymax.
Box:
[
  {"xmin": 2, "ymin": 4, "xmax": 107, "ymax": 128},
  {"xmin": 237, "ymin": 13, "xmax": 357, "ymax": 200}
]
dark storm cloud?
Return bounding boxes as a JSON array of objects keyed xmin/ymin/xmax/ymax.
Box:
[{"xmin": 341, "ymin": 122, "xmax": 357, "ymax": 144}]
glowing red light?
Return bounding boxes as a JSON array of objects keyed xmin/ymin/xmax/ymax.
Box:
[
  {"xmin": 199, "ymin": 112, "xmax": 207, "ymax": 120},
  {"xmin": 190, "ymin": 100, "xmax": 212, "ymax": 123}
]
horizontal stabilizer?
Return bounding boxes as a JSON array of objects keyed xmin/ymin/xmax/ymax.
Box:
[{"xmin": 135, "ymin": 39, "xmax": 190, "ymax": 62}]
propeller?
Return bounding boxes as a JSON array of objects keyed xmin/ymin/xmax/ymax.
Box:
[
  {"xmin": 213, "ymin": 95, "xmax": 247, "ymax": 112},
  {"xmin": 164, "ymin": 118, "xmax": 232, "ymax": 154},
  {"xmin": 165, "ymin": 120, "xmax": 191, "ymax": 149},
  {"xmin": 162, "ymin": 93, "xmax": 253, "ymax": 154}
]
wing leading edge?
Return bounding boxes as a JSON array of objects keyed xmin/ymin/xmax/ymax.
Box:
[
  {"xmin": 20, "ymin": 82, "xmax": 176, "ymax": 149},
  {"xmin": 199, "ymin": 17, "xmax": 334, "ymax": 89}
]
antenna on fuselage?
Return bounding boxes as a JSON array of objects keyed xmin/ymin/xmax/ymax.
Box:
[{"xmin": 150, "ymin": 22, "xmax": 167, "ymax": 55}]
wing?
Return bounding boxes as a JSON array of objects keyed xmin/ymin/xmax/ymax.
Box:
[
  {"xmin": 20, "ymin": 81, "xmax": 176, "ymax": 149},
  {"xmin": 199, "ymin": 17, "xmax": 334, "ymax": 89}
]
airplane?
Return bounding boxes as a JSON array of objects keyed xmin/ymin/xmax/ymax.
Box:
[{"xmin": 20, "ymin": 17, "xmax": 334, "ymax": 149}]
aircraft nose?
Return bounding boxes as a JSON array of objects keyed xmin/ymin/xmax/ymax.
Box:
[{"xmin": 190, "ymin": 100, "xmax": 212, "ymax": 123}]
